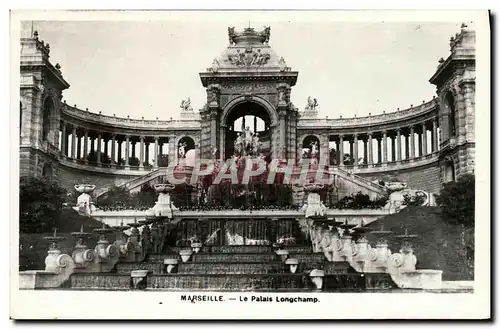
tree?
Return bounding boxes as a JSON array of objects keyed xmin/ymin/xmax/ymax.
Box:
[
  {"xmin": 436, "ymin": 174, "xmax": 475, "ymax": 227},
  {"xmin": 19, "ymin": 176, "xmax": 67, "ymax": 233}
]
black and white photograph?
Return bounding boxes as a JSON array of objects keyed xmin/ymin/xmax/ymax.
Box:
[{"xmin": 10, "ymin": 9, "xmax": 490, "ymax": 320}]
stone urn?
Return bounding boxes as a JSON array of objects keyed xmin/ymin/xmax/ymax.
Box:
[
  {"xmin": 309, "ymin": 269, "xmax": 325, "ymax": 290},
  {"xmin": 74, "ymin": 184, "xmax": 96, "ymax": 194},
  {"xmin": 179, "ymin": 249, "xmax": 193, "ymax": 263},
  {"xmin": 285, "ymin": 258, "xmax": 299, "ymax": 273},
  {"xmin": 275, "ymin": 249, "xmax": 289, "ymax": 261},
  {"xmin": 191, "ymin": 242, "xmax": 202, "ymax": 254},
  {"xmin": 130, "ymin": 270, "xmax": 149, "ymax": 290},
  {"xmin": 163, "ymin": 258, "xmax": 179, "ymax": 273}
]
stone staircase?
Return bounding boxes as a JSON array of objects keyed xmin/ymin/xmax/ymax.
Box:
[{"xmin": 69, "ymin": 244, "xmax": 396, "ymax": 291}]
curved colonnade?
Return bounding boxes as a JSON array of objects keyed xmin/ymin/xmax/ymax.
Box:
[{"xmin": 57, "ymin": 97, "xmax": 441, "ymax": 190}]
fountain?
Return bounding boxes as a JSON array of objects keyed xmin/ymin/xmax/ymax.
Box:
[
  {"xmin": 71, "ymin": 225, "xmax": 95, "ymax": 270},
  {"xmin": 92, "ymin": 224, "xmax": 120, "ymax": 272},
  {"xmin": 73, "ymin": 184, "xmax": 97, "ymax": 217}
]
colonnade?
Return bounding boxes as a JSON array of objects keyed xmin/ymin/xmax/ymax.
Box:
[
  {"xmin": 58, "ymin": 122, "xmax": 172, "ymax": 169},
  {"xmin": 328, "ymin": 118, "xmax": 440, "ymax": 167}
]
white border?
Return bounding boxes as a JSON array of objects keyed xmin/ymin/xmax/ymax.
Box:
[{"xmin": 8, "ymin": 9, "xmax": 491, "ymax": 320}]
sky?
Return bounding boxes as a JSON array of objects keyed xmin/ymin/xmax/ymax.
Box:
[{"xmin": 21, "ymin": 19, "xmax": 465, "ymax": 120}]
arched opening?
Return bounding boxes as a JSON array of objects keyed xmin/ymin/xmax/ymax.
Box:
[
  {"xmin": 301, "ymin": 135, "xmax": 320, "ymax": 161},
  {"xmin": 42, "ymin": 97, "xmax": 54, "ymax": 142},
  {"xmin": 177, "ymin": 136, "xmax": 195, "ymax": 161},
  {"xmin": 224, "ymin": 102, "xmax": 272, "ymax": 160},
  {"xmin": 444, "ymin": 161, "xmax": 456, "ymax": 183},
  {"xmin": 444, "ymin": 91, "xmax": 457, "ymax": 138},
  {"xmin": 42, "ymin": 163, "xmax": 53, "ymax": 178}
]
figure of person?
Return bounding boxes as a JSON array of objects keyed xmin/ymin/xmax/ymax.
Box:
[
  {"xmin": 234, "ymin": 133, "xmax": 244, "ymax": 156},
  {"xmin": 252, "ymin": 133, "xmax": 261, "ymax": 155},
  {"xmin": 178, "ymin": 142, "xmax": 187, "ymax": 158},
  {"xmin": 310, "ymin": 141, "xmax": 319, "ymax": 158},
  {"xmin": 243, "ymin": 126, "xmax": 253, "ymax": 149}
]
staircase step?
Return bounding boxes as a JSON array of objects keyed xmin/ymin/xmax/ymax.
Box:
[
  {"xmin": 165, "ymin": 245, "xmax": 313, "ymax": 254},
  {"xmin": 116, "ymin": 262, "xmax": 164, "ymax": 274},
  {"xmin": 147, "ymin": 273, "xmax": 310, "ymax": 290},
  {"xmin": 69, "ymin": 272, "xmax": 377, "ymax": 291},
  {"xmin": 191, "ymin": 253, "xmax": 278, "ymax": 263}
]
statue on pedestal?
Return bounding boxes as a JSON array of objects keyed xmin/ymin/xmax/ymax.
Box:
[
  {"xmin": 234, "ymin": 133, "xmax": 244, "ymax": 156},
  {"xmin": 178, "ymin": 142, "xmax": 187, "ymax": 159},
  {"xmin": 180, "ymin": 98, "xmax": 193, "ymax": 112},
  {"xmin": 305, "ymin": 96, "xmax": 318, "ymax": 111}
]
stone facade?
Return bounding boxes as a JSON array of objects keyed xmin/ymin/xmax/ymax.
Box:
[{"xmin": 19, "ymin": 26, "xmax": 476, "ymax": 194}]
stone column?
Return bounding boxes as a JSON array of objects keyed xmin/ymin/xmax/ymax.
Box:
[
  {"xmin": 363, "ymin": 139, "xmax": 367, "ymax": 164},
  {"xmin": 409, "ymin": 126, "xmax": 415, "ymax": 159},
  {"xmin": 83, "ymin": 129, "xmax": 88, "ymax": 163},
  {"xmin": 404, "ymin": 132, "xmax": 409, "ymax": 159},
  {"xmin": 104, "ymin": 138, "xmax": 109, "ymax": 159},
  {"xmin": 391, "ymin": 135, "xmax": 396, "ymax": 162},
  {"xmin": 353, "ymin": 134, "xmax": 358, "ymax": 167},
  {"xmin": 279, "ymin": 110, "xmax": 286, "ymax": 158},
  {"xmin": 349, "ymin": 140, "xmax": 354, "ymax": 163},
  {"xmin": 396, "ymin": 129, "xmax": 402, "ymax": 162},
  {"xmin": 111, "ymin": 135, "xmax": 116, "ymax": 164},
  {"xmin": 125, "ymin": 135, "xmax": 130, "ymax": 168},
  {"xmin": 145, "ymin": 141, "xmax": 150, "ymax": 165},
  {"xmin": 368, "ymin": 133, "xmax": 373, "ymax": 165},
  {"xmin": 382, "ymin": 131, "xmax": 388, "ymax": 163},
  {"xmin": 377, "ymin": 137, "xmax": 382, "ymax": 164},
  {"xmin": 154, "ymin": 136, "xmax": 159, "ymax": 169},
  {"xmin": 422, "ymin": 122, "xmax": 428, "ymax": 156},
  {"xmin": 418, "ymin": 131, "xmax": 423, "ymax": 156},
  {"xmin": 210, "ymin": 111, "xmax": 217, "ymax": 152},
  {"xmin": 60, "ymin": 122, "xmax": 67, "ymax": 156},
  {"xmin": 335, "ymin": 141, "xmax": 340, "ymax": 164},
  {"xmin": 139, "ymin": 136, "xmax": 145, "ymax": 168},
  {"xmin": 432, "ymin": 119, "xmax": 438, "ymax": 152},
  {"xmin": 220, "ymin": 125, "xmax": 225, "ymax": 160},
  {"xmin": 71, "ymin": 126, "xmax": 77, "ymax": 159},
  {"xmin": 168, "ymin": 135, "xmax": 175, "ymax": 166},
  {"xmin": 96, "ymin": 132, "xmax": 102, "ymax": 165},
  {"xmin": 338, "ymin": 135, "xmax": 344, "ymax": 166}
]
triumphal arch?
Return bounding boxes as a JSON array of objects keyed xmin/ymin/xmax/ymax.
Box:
[{"xmin": 198, "ymin": 26, "xmax": 298, "ymax": 162}]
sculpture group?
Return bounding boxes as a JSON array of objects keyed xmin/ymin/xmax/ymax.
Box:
[
  {"xmin": 234, "ymin": 126, "xmax": 261, "ymax": 157},
  {"xmin": 228, "ymin": 48, "xmax": 271, "ymax": 67}
]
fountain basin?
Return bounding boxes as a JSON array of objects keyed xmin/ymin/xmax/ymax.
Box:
[
  {"xmin": 309, "ymin": 269, "xmax": 325, "ymax": 290},
  {"xmin": 164, "ymin": 259, "xmax": 179, "ymax": 273},
  {"xmin": 179, "ymin": 249, "xmax": 193, "ymax": 263},
  {"xmin": 191, "ymin": 242, "xmax": 202, "ymax": 254},
  {"xmin": 285, "ymin": 258, "xmax": 299, "ymax": 273},
  {"xmin": 74, "ymin": 184, "xmax": 96, "ymax": 194}
]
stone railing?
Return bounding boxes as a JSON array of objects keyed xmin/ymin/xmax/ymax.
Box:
[
  {"xmin": 298, "ymin": 99, "xmax": 439, "ymax": 128},
  {"xmin": 61, "ymin": 103, "xmax": 201, "ymax": 130}
]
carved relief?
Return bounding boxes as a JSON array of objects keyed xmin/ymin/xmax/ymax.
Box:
[
  {"xmin": 221, "ymin": 83, "xmax": 275, "ymax": 94},
  {"xmin": 228, "ymin": 48, "xmax": 271, "ymax": 67}
]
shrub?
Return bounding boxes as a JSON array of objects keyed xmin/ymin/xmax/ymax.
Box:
[
  {"xmin": 436, "ymin": 174, "xmax": 475, "ymax": 227},
  {"xmin": 402, "ymin": 193, "xmax": 426, "ymax": 206},
  {"xmin": 19, "ymin": 176, "xmax": 67, "ymax": 233}
]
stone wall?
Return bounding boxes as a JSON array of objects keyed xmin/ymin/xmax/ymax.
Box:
[
  {"xmin": 58, "ymin": 165, "xmax": 143, "ymax": 193},
  {"xmin": 357, "ymin": 162, "xmax": 442, "ymax": 194}
]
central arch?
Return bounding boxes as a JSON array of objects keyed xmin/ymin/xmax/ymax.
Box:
[{"xmin": 221, "ymin": 96, "xmax": 278, "ymax": 160}]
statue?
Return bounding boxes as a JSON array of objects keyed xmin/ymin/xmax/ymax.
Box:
[
  {"xmin": 228, "ymin": 27, "xmax": 237, "ymax": 45},
  {"xmin": 178, "ymin": 142, "xmax": 187, "ymax": 159},
  {"xmin": 305, "ymin": 96, "xmax": 318, "ymax": 111},
  {"xmin": 180, "ymin": 98, "xmax": 193, "ymax": 111},
  {"xmin": 310, "ymin": 141, "xmax": 319, "ymax": 159},
  {"xmin": 211, "ymin": 58, "xmax": 220, "ymax": 72},
  {"xmin": 278, "ymin": 89, "xmax": 285, "ymax": 102},
  {"xmin": 252, "ymin": 133, "xmax": 261, "ymax": 155},
  {"xmin": 243, "ymin": 126, "xmax": 253, "ymax": 153},
  {"xmin": 260, "ymin": 26, "xmax": 271, "ymax": 43},
  {"xmin": 234, "ymin": 133, "xmax": 244, "ymax": 156}
]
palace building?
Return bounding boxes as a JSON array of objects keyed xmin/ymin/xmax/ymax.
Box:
[{"xmin": 19, "ymin": 25, "xmax": 475, "ymax": 197}]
